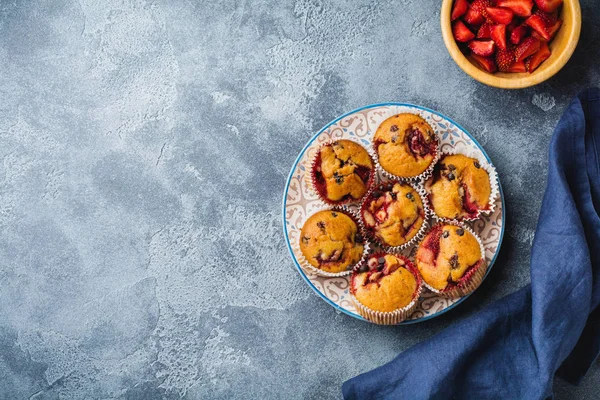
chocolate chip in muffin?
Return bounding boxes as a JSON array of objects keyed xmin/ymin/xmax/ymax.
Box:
[
  {"xmin": 335, "ymin": 175, "xmax": 344, "ymax": 184},
  {"xmin": 354, "ymin": 234, "xmax": 363, "ymax": 243},
  {"xmin": 386, "ymin": 183, "xmax": 393, "ymax": 191},
  {"xmin": 390, "ymin": 124, "xmax": 398, "ymax": 132},
  {"xmin": 447, "ymin": 172, "xmax": 455, "ymax": 181},
  {"xmin": 378, "ymin": 257, "xmax": 386, "ymax": 265},
  {"xmin": 391, "ymin": 135, "xmax": 398, "ymax": 143},
  {"xmin": 442, "ymin": 230, "xmax": 450, "ymax": 238},
  {"xmin": 406, "ymin": 192, "xmax": 414, "ymax": 201},
  {"xmin": 390, "ymin": 192, "xmax": 397, "ymax": 200},
  {"xmin": 302, "ymin": 236, "xmax": 310, "ymax": 244},
  {"xmin": 456, "ymin": 228, "xmax": 464, "ymax": 236},
  {"xmin": 448, "ymin": 164, "xmax": 456, "ymax": 170},
  {"xmin": 474, "ymin": 161, "xmax": 481, "ymax": 169},
  {"xmin": 358, "ymin": 264, "xmax": 369, "ymax": 273},
  {"xmin": 331, "ymin": 212, "xmax": 338, "ymax": 218},
  {"xmin": 449, "ymin": 253, "xmax": 459, "ymax": 269},
  {"xmin": 317, "ymin": 221, "xmax": 326, "ymax": 231},
  {"xmin": 372, "ymin": 190, "xmax": 382, "ymax": 198}
]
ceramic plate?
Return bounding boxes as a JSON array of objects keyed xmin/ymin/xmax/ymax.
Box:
[{"xmin": 282, "ymin": 103, "xmax": 505, "ymax": 324}]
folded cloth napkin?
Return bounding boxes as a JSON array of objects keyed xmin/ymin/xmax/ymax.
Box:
[{"xmin": 342, "ymin": 88, "xmax": 600, "ymax": 400}]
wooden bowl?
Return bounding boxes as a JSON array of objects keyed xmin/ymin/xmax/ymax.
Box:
[{"xmin": 440, "ymin": 0, "xmax": 582, "ymax": 89}]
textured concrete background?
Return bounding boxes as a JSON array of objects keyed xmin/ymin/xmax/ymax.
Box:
[{"xmin": 0, "ymin": 0, "xmax": 599, "ymax": 398}]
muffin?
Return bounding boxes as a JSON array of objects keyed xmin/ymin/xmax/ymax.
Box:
[
  {"xmin": 361, "ymin": 181, "xmax": 427, "ymax": 249},
  {"xmin": 311, "ymin": 140, "xmax": 375, "ymax": 205},
  {"xmin": 415, "ymin": 224, "xmax": 486, "ymax": 298},
  {"xmin": 425, "ymin": 153, "xmax": 493, "ymax": 220},
  {"xmin": 299, "ymin": 209, "xmax": 365, "ymax": 276},
  {"xmin": 351, "ymin": 253, "xmax": 422, "ymax": 324},
  {"xmin": 373, "ymin": 113, "xmax": 438, "ymax": 179}
]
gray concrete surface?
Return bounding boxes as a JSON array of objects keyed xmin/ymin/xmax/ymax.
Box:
[{"xmin": 0, "ymin": 0, "xmax": 598, "ymax": 398}]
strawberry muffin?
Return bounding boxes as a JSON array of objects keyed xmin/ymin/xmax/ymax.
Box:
[
  {"xmin": 425, "ymin": 154, "xmax": 492, "ymax": 220},
  {"xmin": 415, "ymin": 224, "xmax": 486, "ymax": 298},
  {"xmin": 299, "ymin": 209, "xmax": 365, "ymax": 275},
  {"xmin": 361, "ymin": 181, "xmax": 427, "ymax": 249},
  {"xmin": 311, "ymin": 140, "xmax": 374, "ymax": 204},
  {"xmin": 351, "ymin": 253, "xmax": 422, "ymax": 324},
  {"xmin": 373, "ymin": 114, "xmax": 438, "ymax": 179}
]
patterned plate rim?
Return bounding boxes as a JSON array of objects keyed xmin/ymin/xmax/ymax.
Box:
[{"xmin": 282, "ymin": 102, "xmax": 506, "ymax": 325}]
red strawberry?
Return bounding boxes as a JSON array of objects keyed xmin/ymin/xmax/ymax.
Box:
[
  {"xmin": 471, "ymin": 54, "xmax": 498, "ymax": 73},
  {"xmin": 526, "ymin": 42, "xmax": 552, "ymax": 72},
  {"xmin": 464, "ymin": 7, "xmax": 486, "ymax": 26},
  {"xmin": 477, "ymin": 23, "xmax": 494, "ymax": 38},
  {"xmin": 453, "ymin": 20, "xmax": 476, "ymax": 42},
  {"xmin": 507, "ymin": 61, "xmax": 527, "ymax": 72},
  {"xmin": 515, "ymin": 37, "xmax": 541, "ymax": 62},
  {"xmin": 535, "ymin": 0, "xmax": 563, "ymax": 13},
  {"xmin": 452, "ymin": 0, "xmax": 469, "ymax": 21},
  {"xmin": 546, "ymin": 19, "xmax": 563, "ymax": 40},
  {"xmin": 510, "ymin": 24, "xmax": 529, "ymax": 44},
  {"xmin": 471, "ymin": 0, "xmax": 493, "ymax": 14},
  {"xmin": 495, "ymin": 48, "xmax": 515, "ymax": 71},
  {"xmin": 534, "ymin": 9, "xmax": 559, "ymax": 25},
  {"xmin": 469, "ymin": 39, "xmax": 496, "ymax": 56},
  {"xmin": 486, "ymin": 7, "xmax": 514, "ymax": 25},
  {"xmin": 526, "ymin": 15, "xmax": 551, "ymax": 41},
  {"xmin": 491, "ymin": 24, "xmax": 507, "ymax": 50},
  {"xmin": 496, "ymin": 0, "xmax": 534, "ymax": 17}
]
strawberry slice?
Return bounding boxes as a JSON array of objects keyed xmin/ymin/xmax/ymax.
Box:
[
  {"xmin": 531, "ymin": 21, "xmax": 561, "ymax": 42},
  {"xmin": 452, "ymin": 0, "xmax": 469, "ymax": 21},
  {"xmin": 477, "ymin": 23, "xmax": 494, "ymax": 38},
  {"xmin": 507, "ymin": 61, "xmax": 527, "ymax": 72},
  {"xmin": 510, "ymin": 24, "xmax": 529, "ymax": 44},
  {"xmin": 535, "ymin": 0, "xmax": 563, "ymax": 13},
  {"xmin": 515, "ymin": 37, "xmax": 541, "ymax": 62},
  {"xmin": 526, "ymin": 42, "xmax": 552, "ymax": 72},
  {"xmin": 471, "ymin": 54, "xmax": 498, "ymax": 73},
  {"xmin": 464, "ymin": 7, "xmax": 486, "ymax": 26},
  {"xmin": 495, "ymin": 48, "xmax": 515, "ymax": 71},
  {"xmin": 496, "ymin": 0, "xmax": 534, "ymax": 17},
  {"xmin": 534, "ymin": 9, "xmax": 559, "ymax": 25},
  {"xmin": 469, "ymin": 39, "xmax": 496, "ymax": 56},
  {"xmin": 526, "ymin": 15, "xmax": 551, "ymax": 41},
  {"xmin": 491, "ymin": 24, "xmax": 507, "ymax": 50},
  {"xmin": 453, "ymin": 20, "xmax": 476, "ymax": 42},
  {"xmin": 471, "ymin": 0, "xmax": 492, "ymax": 15},
  {"xmin": 486, "ymin": 7, "xmax": 514, "ymax": 25}
]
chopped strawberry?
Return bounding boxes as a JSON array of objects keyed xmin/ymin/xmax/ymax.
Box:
[
  {"xmin": 471, "ymin": 54, "xmax": 498, "ymax": 72},
  {"xmin": 495, "ymin": 48, "xmax": 515, "ymax": 71},
  {"xmin": 535, "ymin": 0, "xmax": 563, "ymax": 13},
  {"xmin": 469, "ymin": 39, "xmax": 496, "ymax": 56},
  {"xmin": 534, "ymin": 9, "xmax": 559, "ymax": 25},
  {"xmin": 546, "ymin": 19, "xmax": 563, "ymax": 40},
  {"xmin": 464, "ymin": 7, "xmax": 486, "ymax": 26},
  {"xmin": 453, "ymin": 20, "xmax": 476, "ymax": 42},
  {"xmin": 526, "ymin": 42, "xmax": 552, "ymax": 72},
  {"xmin": 491, "ymin": 24, "xmax": 507, "ymax": 50},
  {"xmin": 477, "ymin": 23, "xmax": 494, "ymax": 38},
  {"xmin": 510, "ymin": 24, "xmax": 529, "ymax": 44},
  {"xmin": 507, "ymin": 61, "xmax": 527, "ymax": 72},
  {"xmin": 526, "ymin": 15, "xmax": 551, "ymax": 41},
  {"xmin": 452, "ymin": 0, "xmax": 469, "ymax": 21},
  {"xmin": 496, "ymin": 0, "xmax": 534, "ymax": 17},
  {"xmin": 486, "ymin": 7, "xmax": 514, "ymax": 25},
  {"xmin": 471, "ymin": 0, "xmax": 493, "ymax": 14},
  {"xmin": 515, "ymin": 37, "xmax": 541, "ymax": 62}
]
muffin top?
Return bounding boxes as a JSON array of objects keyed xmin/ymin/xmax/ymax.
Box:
[
  {"xmin": 313, "ymin": 140, "xmax": 374, "ymax": 203},
  {"xmin": 351, "ymin": 254, "xmax": 419, "ymax": 312},
  {"xmin": 299, "ymin": 210, "xmax": 364, "ymax": 273},
  {"xmin": 361, "ymin": 182, "xmax": 425, "ymax": 248},
  {"xmin": 416, "ymin": 224, "xmax": 483, "ymax": 291},
  {"xmin": 373, "ymin": 114, "xmax": 438, "ymax": 178},
  {"xmin": 426, "ymin": 154, "xmax": 492, "ymax": 220}
]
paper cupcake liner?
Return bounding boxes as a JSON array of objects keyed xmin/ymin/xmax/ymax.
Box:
[
  {"xmin": 420, "ymin": 221, "xmax": 488, "ymax": 298},
  {"xmin": 371, "ymin": 109, "xmax": 441, "ymax": 183},
  {"xmin": 295, "ymin": 206, "xmax": 369, "ymax": 278},
  {"xmin": 307, "ymin": 138, "xmax": 376, "ymax": 207},
  {"xmin": 359, "ymin": 181, "xmax": 431, "ymax": 253},
  {"xmin": 423, "ymin": 149, "xmax": 499, "ymax": 223},
  {"xmin": 350, "ymin": 252, "xmax": 423, "ymax": 325}
]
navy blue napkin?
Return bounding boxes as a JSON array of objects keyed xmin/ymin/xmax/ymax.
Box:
[{"xmin": 343, "ymin": 88, "xmax": 600, "ymax": 400}]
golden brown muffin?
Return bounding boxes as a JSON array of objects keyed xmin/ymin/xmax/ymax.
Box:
[
  {"xmin": 415, "ymin": 224, "xmax": 485, "ymax": 295},
  {"xmin": 299, "ymin": 210, "xmax": 364, "ymax": 274},
  {"xmin": 351, "ymin": 254, "xmax": 420, "ymax": 313},
  {"xmin": 361, "ymin": 181, "xmax": 426, "ymax": 248},
  {"xmin": 426, "ymin": 154, "xmax": 492, "ymax": 220},
  {"xmin": 312, "ymin": 140, "xmax": 374, "ymax": 204},
  {"xmin": 373, "ymin": 114, "xmax": 438, "ymax": 178}
]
